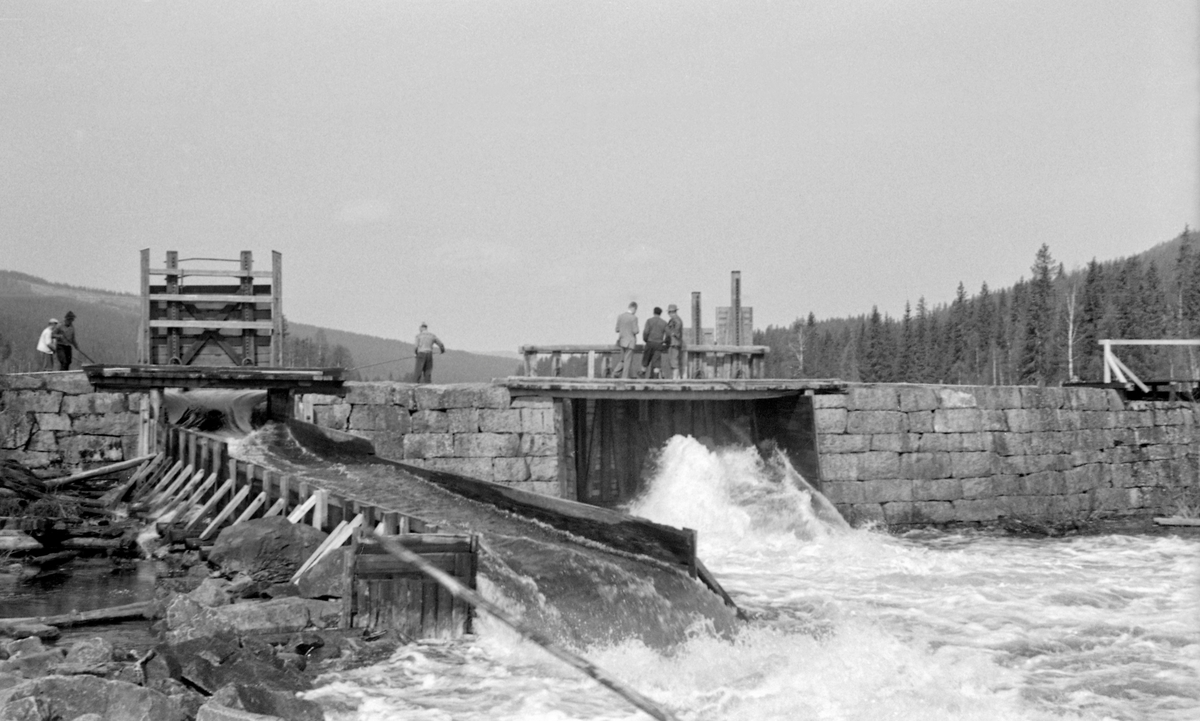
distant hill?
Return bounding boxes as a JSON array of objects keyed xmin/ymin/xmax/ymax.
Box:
[{"xmin": 0, "ymin": 270, "xmax": 519, "ymax": 381}]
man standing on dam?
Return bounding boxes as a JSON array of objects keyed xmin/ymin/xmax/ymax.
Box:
[
  {"xmin": 612, "ymin": 302, "xmax": 639, "ymax": 378},
  {"xmin": 641, "ymin": 307, "xmax": 669, "ymax": 378},
  {"xmin": 413, "ymin": 323, "xmax": 445, "ymax": 384}
]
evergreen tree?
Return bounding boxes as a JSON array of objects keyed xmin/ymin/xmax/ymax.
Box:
[
  {"xmin": 1076, "ymin": 260, "xmax": 1106, "ymax": 381},
  {"xmin": 974, "ymin": 283, "xmax": 994, "ymax": 385},
  {"xmin": 947, "ymin": 282, "xmax": 970, "ymax": 383},
  {"xmin": 898, "ymin": 301, "xmax": 915, "ymax": 381},
  {"xmin": 1018, "ymin": 244, "xmax": 1058, "ymax": 385}
]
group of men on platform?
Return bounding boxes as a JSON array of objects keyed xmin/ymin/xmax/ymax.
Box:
[
  {"xmin": 36, "ymin": 312, "xmax": 86, "ymax": 371},
  {"xmin": 613, "ymin": 302, "xmax": 685, "ymax": 379}
]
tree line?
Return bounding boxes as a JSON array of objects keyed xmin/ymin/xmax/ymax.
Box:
[{"xmin": 755, "ymin": 228, "xmax": 1199, "ymax": 386}]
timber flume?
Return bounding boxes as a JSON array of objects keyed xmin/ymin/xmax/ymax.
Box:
[{"xmin": 226, "ymin": 416, "xmax": 742, "ymax": 650}]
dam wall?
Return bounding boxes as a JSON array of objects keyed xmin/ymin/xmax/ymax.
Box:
[
  {"xmin": 0, "ymin": 371, "xmax": 140, "ymax": 476},
  {"xmin": 815, "ymin": 384, "xmax": 1197, "ymax": 526},
  {"xmin": 300, "ymin": 383, "xmax": 561, "ymax": 496},
  {"xmin": 4, "ymin": 372, "xmax": 1196, "ymax": 526}
]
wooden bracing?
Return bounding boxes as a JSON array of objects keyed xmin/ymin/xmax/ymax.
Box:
[{"xmin": 140, "ymin": 249, "xmax": 283, "ymax": 366}]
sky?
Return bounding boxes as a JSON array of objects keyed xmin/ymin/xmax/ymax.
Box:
[{"xmin": 2, "ymin": 0, "xmax": 1197, "ymax": 353}]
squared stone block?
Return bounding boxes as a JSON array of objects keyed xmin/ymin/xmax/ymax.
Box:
[
  {"xmin": 936, "ymin": 388, "xmax": 978, "ymax": 409},
  {"xmin": 813, "ymin": 393, "xmax": 847, "ymax": 409},
  {"xmin": 859, "ymin": 452, "xmax": 901, "ymax": 480},
  {"xmin": 33, "ymin": 412, "xmax": 71, "ymax": 432},
  {"xmin": 871, "ymin": 433, "xmax": 918, "ymax": 453},
  {"xmin": 448, "ymin": 408, "xmax": 480, "ymax": 433},
  {"xmin": 847, "ymin": 502, "xmax": 884, "ymax": 525},
  {"xmin": 960, "ymin": 476, "xmax": 992, "ymax": 499},
  {"xmin": 520, "ymin": 408, "xmax": 555, "ymax": 434},
  {"xmin": 479, "ymin": 409, "xmax": 523, "ymax": 433},
  {"xmin": 913, "ymin": 500, "xmax": 957, "ymax": 523},
  {"xmin": 360, "ymin": 431, "xmax": 403, "ymax": 460},
  {"xmin": 820, "ymin": 481, "xmax": 867, "ymax": 504},
  {"xmin": 913, "ymin": 478, "xmax": 963, "ymax": 501},
  {"xmin": 402, "ymin": 433, "xmax": 454, "ymax": 459},
  {"xmin": 344, "ymin": 383, "xmax": 393, "ymax": 405},
  {"xmin": 63, "ymin": 392, "xmax": 126, "ymax": 415},
  {"xmin": 528, "ymin": 457, "xmax": 557, "ymax": 482},
  {"xmin": 455, "ymin": 433, "xmax": 520, "ymax": 457},
  {"xmin": 414, "ymin": 384, "xmax": 493, "ymax": 410},
  {"xmin": 900, "ymin": 452, "xmax": 951, "ymax": 480},
  {"xmin": 58, "ymin": 435, "xmax": 124, "ymax": 465},
  {"xmin": 493, "ymin": 457, "xmax": 531, "ymax": 482},
  {"xmin": 847, "ymin": 386, "xmax": 900, "ymax": 411},
  {"xmin": 863, "ymin": 479, "xmax": 912, "ymax": 502},
  {"xmin": 933, "ymin": 408, "xmax": 983, "ymax": 433},
  {"xmin": 1019, "ymin": 471, "xmax": 1065, "ymax": 495},
  {"xmin": 518, "ymin": 433, "xmax": 557, "ymax": 457},
  {"xmin": 815, "ymin": 408, "xmax": 848, "ymax": 434},
  {"xmin": 951, "ymin": 452, "xmax": 996, "ymax": 478},
  {"xmin": 425, "ymin": 458, "xmax": 494, "ymax": 482},
  {"xmin": 957, "ymin": 433, "xmax": 993, "ymax": 452},
  {"xmin": 314, "ymin": 403, "xmax": 351, "ymax": 431},
  {"xmin": 906, "ymin": 411, "xmax": 934, "ymax": 433},
  {"xmin": 1020, "ymin": 387, "xmax": 1064, "ymax": 409},
  {"xmin": 980, "ymin": 410, "xmax": 1008, "ymax": 432},
  {"xmin": 71, "ymin": 413, "xmax": 136, "ymax": 436},
  {"xmin": 410, "ymin": 410, "xmax": 450, "ymax": 433},
  {"xmin": 972, "ymin": 386, "xmax": 1023, "ymax": 409},
  {"xmin": 898, "ymin": 386, "xmax": 938, "ymax": 412},
  {"xmin": 393, "ymin": 384, "xmax": 417, "ymax": 410},
  {"xmin": 1004, "ymin": 408, "xmax": 1049, "ymax": 433},
  {"xmin": 951, "ymin": 498, "xmax": 1003, "ymax": 522},
  {"xmin": 304, "ymin": 393, "xmax": 341, "ymax": 406},
  {"xmin": 28, "ymin": 429, "xmax": 57, "ymax": 452},
  {"xmin": 10, "ymin": 390, "xmax": 63, "ymax": 414},
  {"xmin": 820, "ymin": 454, "xmax": 859, "ymax": 482},
  {"xmin": 882, "ymin": 501, "xmax": 917, "ymax": 525},
  {"xmin": 349, "ymin": 406, "xmax": 411, "ymax": 433},
  {"xmin": 918, "ymin": 434, "xmax": 962, "ymax": 452},
  {"xmin": 846, "ymin": 411, "xmax": 905, "ymax": 435},
  {"xmin": 43, "ymin": 372, "xmax": 92, "ymax": 394}
]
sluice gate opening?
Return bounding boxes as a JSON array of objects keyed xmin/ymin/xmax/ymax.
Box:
[{"xmin": 506, "ymin": 378, "xmax": 845, "ymax": 509}]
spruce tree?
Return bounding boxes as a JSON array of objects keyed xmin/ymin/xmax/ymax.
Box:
[
  {"xmin": 1077, "ymin": 259, "xmax": 1106, "ymax": 380},
  {"xmin": 1018, "ymin": 244, "xmax": 1058, "ymax": 385}
]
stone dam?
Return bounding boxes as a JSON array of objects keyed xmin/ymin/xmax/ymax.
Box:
[{"xmin": 3, "ymin": 371, "xmax": 1195, "ymax": 527}]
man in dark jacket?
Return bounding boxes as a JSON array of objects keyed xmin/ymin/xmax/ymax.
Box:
[{"xmin": 640, "ymin": 307, "xmax": 669, "ymax": 378}]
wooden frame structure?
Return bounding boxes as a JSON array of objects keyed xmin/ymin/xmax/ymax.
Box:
[
  {"xmin": 140, "ymin": 249, "xmax": 283, "ymax": 367},
  {"xmin": 519, "ymin": 344, "xmax": 771, "ymax": 379},
  {"xmin": 135, "ymin": 421, "xmax": 475, "ymax": 638},
  {"xmin": 1099, "ymin": 339, "xmax": 1200, "ymax": 394}
]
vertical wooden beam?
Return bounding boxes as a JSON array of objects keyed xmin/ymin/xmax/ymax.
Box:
[
  {"xmin": 165, "ymin": 250, "xmax": 180, "ymax": 364},
  {"xmin": 139, "ymin": 249, "xmax": 150, "ymax": 363},
  {"xmin": 271, "ymin": 250, "xmax": 283, "ymax": 367},
  {"xmin": 587, "ymin": 351, "xmax": 596, "ymax": 379},
  {"xmin": 556, "ymin": 399, "xmax": 577, "ymax": 501},
  {"xmin": 240, "ymin": 250, "xmax": 254, "ymax": 366}
]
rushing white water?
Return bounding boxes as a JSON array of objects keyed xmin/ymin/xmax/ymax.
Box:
[{"xmin": 305, "ymin": 435, "xmax": 1200, "ymax": 721}]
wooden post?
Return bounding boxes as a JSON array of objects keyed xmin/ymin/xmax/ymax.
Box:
[
  {"xmin": 272, "ymin": 250, "xmax": 283, "ymax": 367},
  {"xmin": 140, "ymin": 249, "xmax": 151, "ymax": 363},
  {"xmin": 1102, "ymin": 340, "xmax": 1112, "ymax": 383},
  {"xmin": 587, "ymin": 351, "xmax": 596, "ymax": 379},
  {"xmin": 556, "ymin": 399, "xmax": 577, "ymax": 501}
]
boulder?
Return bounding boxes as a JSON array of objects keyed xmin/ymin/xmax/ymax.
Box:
[
  {"xmin": 208, "ymin": 517, "xmax": 327, "ymax": 585},
  {"xmin": 0, "ymin": 675, "xmax": 187, "ymax": 721},
  {"xmin": 64, "ymin": 637, "xmax": 114, "ymax": 668},
  {"xmin": 156, "ymin": 639, "xmax": 310, "ymax": 697},
  {"xmin": 294, "ymin": 546, "xmax": 345, "ymax": 599},
  {"xmin": 209, "ymin": 683, "xmax": 324, "ymax": 721},
  {"xmin": 189, "ymin": 577, "xmax": 234, "ymax": 607},
  {"xmin": 166, "ymin": 595, "xmax": 342, "ymax": 643}
]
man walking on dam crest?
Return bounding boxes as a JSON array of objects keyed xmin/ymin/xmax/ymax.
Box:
[
  {"xmin": 413, "ymin": 323, "xmax": 445, "ymax": 384},
  {"xmin": 613, "ymin": 302, "xmax": 639, "ymax": 378}
]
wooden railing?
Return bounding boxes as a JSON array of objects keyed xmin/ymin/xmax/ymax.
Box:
[{"xmin": 519, "ymin": 344, "xmax": 769, "ymax": 379}]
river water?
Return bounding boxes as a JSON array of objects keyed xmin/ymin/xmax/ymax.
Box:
[{"xmin": 300, "ymin": 434, "xmax": 1200, "ymax": 721}]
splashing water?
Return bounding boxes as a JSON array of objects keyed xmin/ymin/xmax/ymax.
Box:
[{"xmin": 305, "ymin": 435, "xmax": 1199, "ymax": 720}]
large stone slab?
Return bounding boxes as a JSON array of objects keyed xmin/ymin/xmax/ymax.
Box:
[
  {"xmin": 208, "ymin": 516, "xmax": 328, "ymax": 585},
  {"xmin": 0, "ymin": 675, "xmax": 187, "ymax": 721},
  {"xmin": 846, "ymin": 386, "xmax": 900, "ymax": 411}
]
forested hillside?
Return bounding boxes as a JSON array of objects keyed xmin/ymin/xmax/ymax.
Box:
[
  {"xmin": 755, "ymin": 228, "xmax": 1199, "ymax": 386},
  {"xmin": 0, "ymin": 271, "xmax": 518, "ymax": 381}
]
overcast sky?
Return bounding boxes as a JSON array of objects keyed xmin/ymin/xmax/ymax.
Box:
[{"xmin": 2, "ymin": 1, "xmax": 1197, "ymax": 352}]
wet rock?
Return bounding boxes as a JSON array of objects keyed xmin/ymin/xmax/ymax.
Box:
[
  {"xmin": 208, "ymin": 516, "xmax": 327, "ymax": 585},
  {"xmin": 0, "ymin": 675, "xmax": 187, "ymax": 721},
  {"xmin": 147, "ymin": 677, "xmax": 206, "ymax": 718},
  {"xmin": 209, "ymin": 683, "xmax": 324, "ymax": 721},
  {"xmin": 294, "ymin": 546, "xmax": 345, "ymax": 599},
  {"xmin": 0, "ymin": 648, "xmax": 64, "ymax": 679},
  {"xmin": 0, "ymin": 624, "xmax": 57, "ymax": 644},
  {"xmin": 64, "ymin": 637, "xmax": 114, "ymax": 668},
  {"xmin": 166, "ymin": 595, "xmax": 341, "ymax": 643},
  {"xmin": 1, "ymin": 639, "xmax": 42, "ymax": 658},
  {"xmin": 156, "ymin": 634, "xmax": 311, "ymax": 697},
  {"xmin": 189, "ymin": 576, "xmax": 234, "ymax": 607}
]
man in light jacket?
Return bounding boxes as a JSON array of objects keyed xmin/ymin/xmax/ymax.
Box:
[
  {"xmin": 612, "ymin": 302, "xmax": 639, "ymax": 378},
  {"xmin": 36, "ymin": 319, "xmax": 57, "ymax": 370}
]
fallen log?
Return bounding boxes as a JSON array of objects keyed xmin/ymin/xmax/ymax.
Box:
[
  {"xmin": 0, "ymin": 601, "xmax": 153, "ymax": 630},
  {"xmin": 60, "ymin": 537, "xmax": 128, "ymax": 551},
  {"xmin": 1153, "ymin": 517, "xmax": 1200, "ymax": 527},
  {"xmin": 0, "ymin": 460, "xmax": 49, "ymax": 500},
  {"xmin": 42, "ymin": 454, "xmax": 156, "ymax": 490}
]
